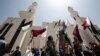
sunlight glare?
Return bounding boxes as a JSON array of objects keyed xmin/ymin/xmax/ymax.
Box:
[{"xmin": 46, "ymin": 0, "xmax": 67, "ymax": 8}]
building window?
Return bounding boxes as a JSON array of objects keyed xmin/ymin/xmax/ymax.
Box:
[
  {"xmin": 1, "ymin": 24, "xmax": 13, "ymax": 37},
  {"xmin": 0, "ymin": 23, "xmax": 9, "ymax": 34}
]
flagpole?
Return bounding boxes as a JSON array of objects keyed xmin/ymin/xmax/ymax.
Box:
[
  {"xmin": 19, "ymin": 31, "xmax": 28, "ymax": 48},
  {"xmin": 32, "ymin": 36, "xmax": 34, "ymax": 48}
]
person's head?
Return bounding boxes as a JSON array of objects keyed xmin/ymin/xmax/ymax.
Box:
[
  {"xmin": 40, "ymin": 48, "xmax": 42, "ymax": 51},
  {"xmin": 48, "ymin": 35, "xmax": 53, "ymax": 41},
  {"xmin": 16, "ymin": 46, "xmax": 20, "ymax": 50},
  {"xmin": 31, "ymin": 48, "xmax": 34, "ymax": 52}
]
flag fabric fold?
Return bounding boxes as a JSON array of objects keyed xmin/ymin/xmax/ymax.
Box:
[
  {"xmin": 54, "ymin": 20, "xmax": 67, "ymax": 31},
  {"xmin": 22, "ymin": 25, "xmax": 30, "ymax": 32},
  {"xmin": 62, "ymin": 21, "xmax": 67, "ymax": 30},
  {"xmin": 22, "ymin": 21, "xmax": 32, "ymax": 32},
  {"xmin": 82, "ymin": 17, "xmax": 100, "ymax": 35},
  {"xmin": 40, "ymin": 26, "xmax": 48, "ymax": 37},
  {"xmin": 82, "ymin": 17, "xmax": 90, "ymax": 30},
  {"xmin": 90, "ymin": 21, "xmax": 100, "ymax": 35},
  {"xmin": 31, "ymin": 28, "xmax": 46, "ymax": 37},
  {"xmin": 22, "ymin": 21, "xmax": 32, "ymax": 27},
  {"xmin": 54, "ymin": 19, "xmax": 61, "ymax": 28},
  {"xmin": 73, "ymin": 25, "xmax": 83, "ymax": 43}
]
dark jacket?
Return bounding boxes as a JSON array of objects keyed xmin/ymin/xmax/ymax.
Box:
[{"xmin": 12, "ymin": 50, "xmax": 21, "ymax": 56}]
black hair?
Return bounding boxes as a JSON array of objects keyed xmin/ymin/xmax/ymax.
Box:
[
  {"xmin": 16, "ymin": 46, "xmax": 19, "ymax": 49},
  {"xmin": 48, "ymin": 35, "xmax": 53, "ymax": 41}
]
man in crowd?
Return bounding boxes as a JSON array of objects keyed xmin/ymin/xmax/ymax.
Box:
[
  {"xmin": 12, "ymin": 46, "xmax": 21, "ymax": 56},
  {"xmin": 46, "ymin": 35, "xmax": 57, "ymax": 56}
]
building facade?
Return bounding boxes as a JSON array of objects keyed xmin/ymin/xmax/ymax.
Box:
[
  {"xmin": 0, "ymin": 2, "xmax": 100, "ymax": 54},
  {"xmin": 0, "ymin": 2, "xmax": 37, "ymax": 52}
]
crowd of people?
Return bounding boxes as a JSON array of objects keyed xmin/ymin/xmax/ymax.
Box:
[{"xmin": 0, "ymin": 35, "xmax": 100, "ymax": 56}]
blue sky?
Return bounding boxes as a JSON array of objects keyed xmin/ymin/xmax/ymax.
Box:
[{"xmin": 0, "ymin": 0, "xmax": 100, "ymax": 27}]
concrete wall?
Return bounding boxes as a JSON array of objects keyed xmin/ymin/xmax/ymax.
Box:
[{"xmin": 0, "ymin": 2, "xmax": 37, "ymax": 52}]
